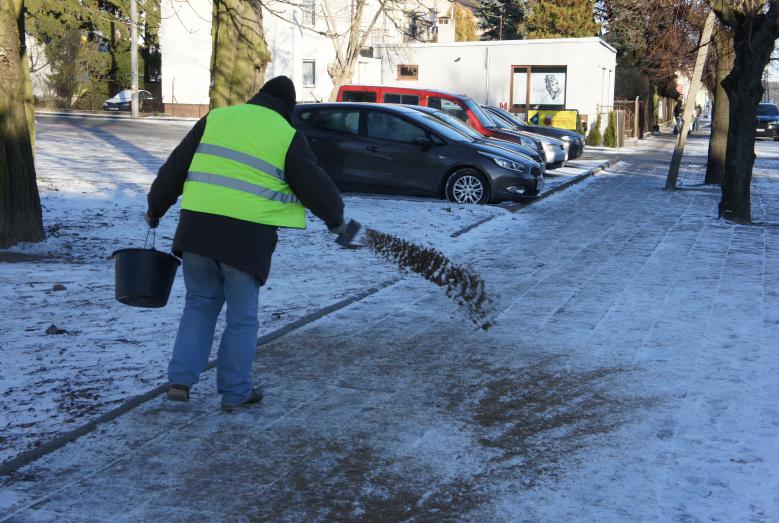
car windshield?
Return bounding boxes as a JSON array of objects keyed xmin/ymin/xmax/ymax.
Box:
[
  {"xmin": 493, "ymin": 107, "xmax": 527, "ymax": 126},
  {"xmin": 463, "ymin": 99, "xmax": 499, "ymax": 128},
  {"xmin": 758, "ymin": 104, "xmax": 779, "ymax": 116},
  {"xmin": 407, "ymin": 113, "xmax": 474, "ymax": 142},
  {"xmin": 484, "ymin": 111, "xmax": 517, "ymax": 130},
  {"xmin": 114, "ymin": 90, "xmax": 132, "ymax": 101},
  {"xmin": 428, "ymin": 110, "xmax": 484, "ymax": 140}
]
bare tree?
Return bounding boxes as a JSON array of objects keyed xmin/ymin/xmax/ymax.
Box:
[
  {"xmin": 262, "ymin": 0, "xmax": 426, "ymax": 100},
  {"xmin": 704, "ymin": 23, "xmax": 734, "ymax": 185},
  {"xmin": 709, "ymin": 0, "xmax": 779, "ymax": 223},
  {"xmin": 210, "ymin": 0, "xmax": 272, "ymax": 107},
  {"xmin": 1, "ymin": 0, "xmax": 44, "ymax": 248}
]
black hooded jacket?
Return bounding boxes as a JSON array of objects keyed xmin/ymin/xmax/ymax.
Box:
[{"xmin": 147, "ymin": 91, "xmax": 344, "ymax": 284}]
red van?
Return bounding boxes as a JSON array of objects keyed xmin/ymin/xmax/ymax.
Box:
[{"xmin": 337, "ymin": 85, "xmax": 547, "ymax": 163}]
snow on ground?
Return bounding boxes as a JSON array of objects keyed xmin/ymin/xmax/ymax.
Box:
[
  {"xmin": 1, "ymin": 129, "xmax": 777, "ymax": 521},
  {"xmin": 1, "ymin": 115, "xmax": 576, "ymax": 464}
]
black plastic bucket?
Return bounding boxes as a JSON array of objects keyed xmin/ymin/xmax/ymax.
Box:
[{"xmin": 113, "ymin": 248, "xmax": 181, "ymax": 308}]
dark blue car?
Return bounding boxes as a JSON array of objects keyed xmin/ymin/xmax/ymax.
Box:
[{"xmin": 756, "ymin": 103, "xmax": 779, "ymax": 140}]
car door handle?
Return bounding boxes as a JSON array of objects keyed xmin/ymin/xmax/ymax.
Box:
[
  {"xmin": 366, "ymin": 145, "xmax": 379, "ymax": 153},
  {"xmin": 309, "ymin": 137, "xmax": 318, "ymax": 143}
]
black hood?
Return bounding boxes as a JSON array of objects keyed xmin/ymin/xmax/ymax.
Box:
[
  {"xmin": 247, "ymin": 91, "xmax": 294, "ymax": 123},
  {"xmin": 258, "ymin": 76, "xmax": 296, "ymax": 112}
]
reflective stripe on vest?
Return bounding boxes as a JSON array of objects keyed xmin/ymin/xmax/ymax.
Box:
[
  {"xmin": 195, "ymin": 143, "xmax": 286, "ymax": 182},
  {"xmin": 181, "ymin": 104, "xmax": 305, "ymax": 229},
  {"xmin": 187, "ymin": 171, "xmax": 299, "ymax": 204}
]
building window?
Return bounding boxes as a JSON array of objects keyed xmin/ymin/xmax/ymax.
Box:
[
  {"xmin": 302, "ymin": 60, "xmax": 316, "ymax": 87},
  {"xmin": 301, "ymin": 0, "xmax": 315, "ymax": 26},
  {"xmin": 438, "ymin": 17, "xmax": 449, "ymax": 24},
  {"xmin": 397, "ymin": 64, "xmax": 418, "ymax": 81}
]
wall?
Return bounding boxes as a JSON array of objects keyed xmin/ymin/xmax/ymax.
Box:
[
  {"xmin": 159, "ymin": 0, "xmax": 212, "ymax": 115},
  {"xmin": 377, "ymin": 38, "xmax": 617, "ymax": 125}
]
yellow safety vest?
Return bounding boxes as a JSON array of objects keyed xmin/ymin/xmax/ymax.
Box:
[{"xmin": 181, "ymin": 104, "xmax": 306, "ymax": 228}]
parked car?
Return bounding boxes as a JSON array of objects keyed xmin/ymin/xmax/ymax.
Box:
[
  {"xmin": 407, "ymin": 105, "xmax": 545, "ymax": 167},
  {"xmin": 337, "ymin": 85, "xmax": 549, "ymax": 164},
  {"xmin": 294, "ymin": 103, "xmax": 544, "ymax": 202},
  {"xmin": 102, "ymin": 90, "xmax": 153, "ymax": 112},
  {"xmin": 756, "ymin": 103, "xmax": 779, "ymax": 140},
  {"xmin": 481, "ymin": 106, "xmax": 567, "ymax": 167},
  {"xmin": 482, "ymin": 105, "xmax": 586, "ymax": 159}
]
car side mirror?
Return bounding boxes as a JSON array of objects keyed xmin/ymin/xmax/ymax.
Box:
[{"xmin": 414, "ymin": 136, "xmax": 433, "ymax": 149}]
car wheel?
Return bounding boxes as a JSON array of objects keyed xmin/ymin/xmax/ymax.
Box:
[{"xmin": 445, "ymin": 169, "xmax": 489, "ymax": 204}]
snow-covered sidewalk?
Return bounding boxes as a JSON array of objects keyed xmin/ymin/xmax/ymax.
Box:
[
  {"xmin": 0, "ymin": 116, "xmax": 602, "ymax": 467},
  {"xmin": 1, "ymin": 132, "xmax": 777, "ymax": 521}
]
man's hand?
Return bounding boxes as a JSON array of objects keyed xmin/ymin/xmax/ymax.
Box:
[
  {"xmin": 144, "ymin": 211, "xmax": 160, "ymax": 229},
  {"xmin": 329, "ymin": 219, "xmax": 362, "ymax": 248}
]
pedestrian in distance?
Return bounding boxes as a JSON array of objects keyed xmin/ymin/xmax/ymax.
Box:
[
  {"xmin": 673, "ymin": 99, "xmax": 683, "ymax": 135},
  {"xmin": 691, "ymin": 104, "xmax": 703, "ymax": 132},
  {"xmin": 145, "ymin": 76, "xmax": 360, "ymax": 411}
]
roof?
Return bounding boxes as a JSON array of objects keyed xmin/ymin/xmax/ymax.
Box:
[
  {"xmin": 375, "ymin": 36, "xmax": 617, "ymax": 55},
  {"xmin": 338, "ymin": 85, "xmax": 473, "ymax": 99}
]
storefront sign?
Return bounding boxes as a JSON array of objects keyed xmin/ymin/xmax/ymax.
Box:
[{"xmin": 528, "ymin": 109, "xmax": 579, "ymax": 130}]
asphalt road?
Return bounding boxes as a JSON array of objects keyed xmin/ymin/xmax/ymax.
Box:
[{"xmin": 35, "ymin": 113, "xmax": 195, "ymax": 143}]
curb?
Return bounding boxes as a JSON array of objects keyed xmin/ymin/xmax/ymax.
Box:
[
  {"xmin": 35, "ymin": 111, "xmax": 198, "ymax": 123},
  {"xmin": 451, "ymin": 158, "xmax": 616, "ymax": 237},
  {"xmin": 523, "ymin": 158, "xmax": 618, "ymax": 205},
  {"xmin": 0, "ymin": 157, "xmax": 616, "ymax": 476},
  {"xmin": 0, "ymin": 278, "xmax": 399, "ymax": 477}
]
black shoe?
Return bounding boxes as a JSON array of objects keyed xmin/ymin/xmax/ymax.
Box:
[
  {"xmin": 167, "ymin": 384, "xmax": 190, "ymax": 402},
  {"xmin": 221, "ymin": 387, "xmax": 263, "ymax": 412}
]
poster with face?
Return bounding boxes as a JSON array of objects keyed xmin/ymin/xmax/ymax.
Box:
[{"xmin": 530, "ymin": 72, "xmax": 566, "ymax": 106}]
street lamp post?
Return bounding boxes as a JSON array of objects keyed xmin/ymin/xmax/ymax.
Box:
[{"xmin": 130, "ymin": 0, "xmax": 139, "ymax": 118}]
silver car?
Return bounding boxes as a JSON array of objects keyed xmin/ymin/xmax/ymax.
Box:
[{"xmin": 483, "ymin": 108, "xmax": 567, "ymax": 168}]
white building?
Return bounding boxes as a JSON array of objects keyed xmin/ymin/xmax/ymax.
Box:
[
  {"xmin": 158, "ymin": 1, "xmax": 614, "ymax": 125},
  {"xmin": 159, "ymin": 0, "xmax": 442, "ymax": 115},
  {"xmin": 376, "ymin": 37, "xmax": 617, "ymax": 128},
  {"xmin": 159, "ymin": 0, "xmax": 213, "ymax": 117}
]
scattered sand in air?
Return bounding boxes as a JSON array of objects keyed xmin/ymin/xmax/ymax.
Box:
[{"xmin": 363, "ymin": 228, "xmax": 494, "ymax": 330}]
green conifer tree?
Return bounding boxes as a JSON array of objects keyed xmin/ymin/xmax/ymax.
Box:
[
  {"xmin": 603, "ymin": 111, "xmax": 618, "ymax": 148},
  {"xmin": 586, "ymin": 114, "xmax": 602, "ymax": 146},
  {"xmin": 475, "ymin": 0, "xmax": 530, "ymax": 40},
  {"xmin": 525, "ymin": 0, "xmax": 599, "ymax": 39}
]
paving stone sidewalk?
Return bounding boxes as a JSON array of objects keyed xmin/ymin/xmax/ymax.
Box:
[{"xmin": 2, "ymin": 134, "xmax": 778, "ymax": 522}]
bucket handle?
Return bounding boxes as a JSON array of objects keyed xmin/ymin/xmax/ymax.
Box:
[{"xmin": 143, "ymin": 226, "xmax": 156, "ymax": 250}]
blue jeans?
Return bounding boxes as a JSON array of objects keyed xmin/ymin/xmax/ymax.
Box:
[{"xmin": 168, "ymin": 252, "xmax": 260, "ymax": 405}]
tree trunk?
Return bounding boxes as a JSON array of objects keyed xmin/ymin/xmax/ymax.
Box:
[
  {"xmin": 0, "ymin": 0, "xmax": 44, "ymax": 248},
  {"xmin": 705, "ymin": 27, "xmax": 733, "ymax": 185},
  {"xmin": 210, "ymin": 0, "xmax": 271, "ymax": 108},
  {"xmin": 718, "ymin": 14, "xmax": 778, "ymax": 223},
  {"xmin": 327, "ymin": 63, "xmax": 358, "ymax": 102}
]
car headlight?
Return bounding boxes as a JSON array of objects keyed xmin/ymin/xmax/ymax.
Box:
[
  {"xmin": 514, "ymin": 135, "xmax": 531, "ymax": 147},
  {"xmin": 478, "ymin": 151, "xmax": 527, "ymax": 173}
]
